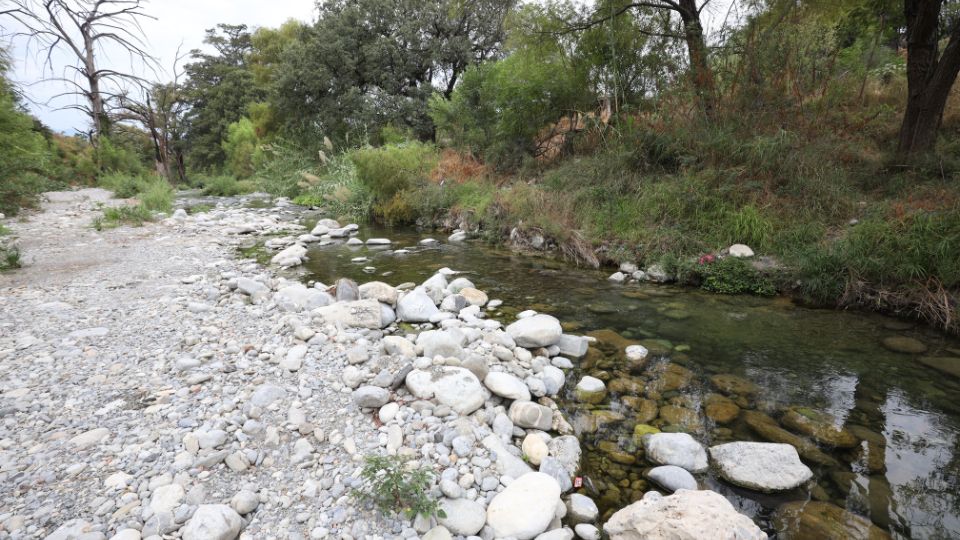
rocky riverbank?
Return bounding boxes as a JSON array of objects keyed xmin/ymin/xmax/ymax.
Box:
[{"xmin": 1, "ymin": 190, "xmax": 888, "ymax": 540}]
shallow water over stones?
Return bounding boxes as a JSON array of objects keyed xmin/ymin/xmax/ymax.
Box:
[{"xmin": 289, "ymin": 222, "xmax": 960, "ymax": 539}]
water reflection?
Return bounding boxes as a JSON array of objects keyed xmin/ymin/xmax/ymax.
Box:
[{"xmin": 292, "ymin": 225, "xmax": 960, "ymax": 539}]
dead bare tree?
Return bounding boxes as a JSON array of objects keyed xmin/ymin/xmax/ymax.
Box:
[
  {"xmin": 1, "ymin": 0, "xmax": 157, "ymax": 144},
  {"xmin": 116, "ymin": 47, "xmax": 189, "ymax": 182}
]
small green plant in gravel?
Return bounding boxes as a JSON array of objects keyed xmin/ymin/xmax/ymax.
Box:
[
  {"xmin": 351, "ymin": 455, "xmax": 445, "ymax": 519},
  {"xmin": 0, "ymin": 244, "xmax": 21, "ymax": 270},
  {"xmin": 93, "ymin": 205, "xmax": 154, "ymax": 230}
]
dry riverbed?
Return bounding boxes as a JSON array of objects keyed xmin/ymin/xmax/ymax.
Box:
[{"xmin": 0, "ymin": 190, "xmax": 773, "ymax": 540}]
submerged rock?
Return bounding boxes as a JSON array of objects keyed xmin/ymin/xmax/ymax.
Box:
[
  {"xmin": 710, "ymin": 442, "xmax": 813, "ymax": 492},
  {"xmin": 772, "ymin": 501, "xmax": 892, "ymax": 540},
  {"xmin": 643, "ymin": 433, "xmax": 708, "ymax": 473},
  {"xmin": 709, "ymin": 373, "xmax": 759, "ymax": 396},
  {"xmin": 917, "ymin": 356, "xmax": 960, "ymax": 379},
  {"xmin": 742, "ymin": 411, "xmax": 839, "ymax": 467},
  {"xmin": 645, "ymin": 465, "xmax": 698, "ymax": 493},
  {"xmin": 781, "ymin": 408, "xmax": 858, "ymax": 448},
  {"xmin": 704, "ymin": 393, "xmax": 740, "ymax": 424},
  {"xmin": 880, "ymin": 336, "xmax": 928, "ymax": 354},
  {"xmin": 574, "ymin": 376, "xmax": 607, "ymax": 404},
  {"xmin": 604, "ymin": 490, "xmax": 765, "ymax": 540}
]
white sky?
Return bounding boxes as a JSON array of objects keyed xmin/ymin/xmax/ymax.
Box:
[{"xmin": 2, "ymin": 0, "xmax": 317, "ymax": 133}]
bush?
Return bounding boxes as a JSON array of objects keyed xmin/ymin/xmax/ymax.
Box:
[
  {"xmin": 197, "ymin": 174, "xmax": 256, "ymax": 196},
  {"xmin": 292, "ymin": 152, "xmax": 373, "ymax": 220},
  {"xmin": 92, "ymin": 204, "xmax": 155, "ymax": 230},
  {"xmin": 350, "ymin": 141, "xmax": 438, "ymax": 202},
  {"xmin": 98, "ymin": 172, "xmax": 151, "ymax": 199},
  {"xmin": 138, "ymin": 180, "xmax": 174, "ymax": 213},
  {"xmin": 255, "ymin": 142, "xmax": 319, "ymax": 198},
  {"xmin": 0, "ymin": 244, "xmax": 20, "ymax": 270},
  {"xmin": 689, "ymin": 256, "xmax": 777, "ymax": 296},
  {"xmin": 222, "ymin": 117, "xmax": 264, "ymax": 178},
  {"xmin": 351, "ymin": 455, "xmax": 444, "ymax": 520}
]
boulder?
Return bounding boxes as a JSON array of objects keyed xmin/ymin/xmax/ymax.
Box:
[
  {"xmin": 438, "ymin": 498, "xmax": 486, "ymax": 535},
  {"xmin": 509, "ymin": 400, "xmax": 553, "ymax": 430},
  {"xmin": 880, "ymin": 336, "xmax": 927, "ymax": 354},
  {"xmin": 483, "ymin": 434, "xmax": 534, "ymax": 478},
  {"xmin": 558, "ymin": 334, "xmax": 589, "ymax": 358},
  {"xmin": 522, "ymin": 434, "xmax": 549, "ymax": 466},
  {"xmin": 352, "ymin": 386, "xmax": 390, "ymax": 408},
  {"xmin": 772, "ymin": 501, "xmax": 891, "ymax": 540},
  {"xmin": 487, "ymin": 472, "xmax": 562, "ymax": 540},
  {"xmin": 781, "ymin": 408, "xmax": 858, "ymax": 448},
  {"xmin": 547, "ymin": 435, "xmax": 582, "ymax": 477},
  {"xmin": 742, "ymin": 411, "xmax": 838, "ymax": 467},
  {"xmin": 646, "ymin": 465, "xmax": 697, "ymax": 493},
  {"xmin": 460, "ymin": 287, "xmax": 488, "ymax": 306},
  {"xmin": 485, "ymin": 371, "xmax": 532, "ymax": 401},
  {"xmin": 382, "ymin": 336, "xmax": 416, "ymax": 359},
  {"xmin": 604, "ymin": 490, "xmax": 765, "ymax": 540},
  {"xmin": 643, "ymin": 433, "xmax": 708, "ymax": 473},
  {"xmin": 236, "ymin": 277, "xmax": 269, "ymax": 297},
  {"xmin": 405, "ymin": 366, "xmax": 487, "ymax": 414},
  {"xmin": 710, "ymin": 442, "xmax": 813, "ymax": 492},
  {"xmin": 574, "ymin": 376, "xmax": 606, "ymax": 404},
  {"xmin": 566, "ymin": 493, "xmax": 599, "ymax": 525},
  {"xmin": 506, "ymin": 314, "xmax": 563, "ymax": 348},
  {"xmin": 539, "ymin": 456, "xmax": 573, "ymax": 492},
  {"xmin": 917, "ymin": 356, "xmax": 960, "ymax": 379},
  {"xmin": 313, "ymin": 299, "xmax": 385, "ymax": 329},
  {"xmin": 181, "ymin": 504, "xmax": 243, "ymax": 540},
  {"xmin": 271, "ymin": 243, "xmax": 307, "ymax": 267},
  {"xmin": 274, "ymin": 284, "xmax": 333, "ymax": 312},
  {"xmin": 417, "ymin": 329, "xmax": 466, "ymax": 360},
  {"xmin": 335, "ymin": 278, "xmax": 360, "ymax": 302},
  {"xmin": 397, "ymin": 288, "xmax": 440, "ymax": 322},
  {"xmin": 359, "ymin": 281, "xmax": 399, "ymax": 305}
]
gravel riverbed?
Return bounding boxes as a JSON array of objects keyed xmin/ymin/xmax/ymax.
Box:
[{"xmin": 0, "ymin": 189, "xmax": 773, "ymax": 540}]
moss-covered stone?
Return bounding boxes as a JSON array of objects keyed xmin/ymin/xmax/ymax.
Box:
[
  {"xmin": 710, "ymin": 373, "xmax": 759, "ymax": 396},
  {"xmin": 781, "ymin": 408, "xmax": 859, "ymax": 448},
  {"xmin": 772, "ymin": 501, "xmax": 892, "ymax": 540},
  {"xmin": 704, "ymin": 393, "xmax": 741, "ymax": 424}
]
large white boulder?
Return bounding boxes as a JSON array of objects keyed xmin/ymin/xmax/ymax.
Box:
[
  {"xmin": 438, "ymin": 498, "xmax": 486, "ymax": 535},
  {"xmin": 359, "ymin": 281, "xmax": 399, "ymax": 305},
  {"xmin": 604, "ymin": 490, "xmax": 765, "ymax": 540},
  {"xmin": 181, "ymin": 504, "xmax": 243, "ymax": 540},
  {"xmin": 643, "ymin": 433, "xmax": 708, "ymax": 473},
  {"xmin": 487, "ymin": 472, "xmax": 562, "ymax": 540},
  {"xmin": 271, "ymin": 243, "xmax": 307, "ymax": 267},
  {"xmin": 274, "ymin": 283, "xmax": 333, "ymax": 312},
  {"xmin": 417, "ymin": 329, "xmax": 467, "ymax": 359},
  {"xmin": 506, "ymin": 314, "xmax": 563, "ymax": 348},
  {"xmin": 405, "ymin": 366, "xmax": 488, "ymax": 414},
  {"xmin": 485, "ymin": 371, "xmax": 532, "ymax": 401},
  {"xmin": 709, "ymin": 442, "xmax": 813, "ymax": 492},
  {"xmin": 312, "ymin": 299, "xmax": 386, "ymax": 329},
  {"xmin": 396, "ymin": 288, "xmax": 440, "ymax": 322}
]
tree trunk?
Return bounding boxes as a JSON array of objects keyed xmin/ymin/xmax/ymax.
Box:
[
  {"xmin": 897, "ymin": 0, "xmax": 960, "ymax": 156},
  {"xmin": 83, "ymin": 32, "xmax": 108, "ymax": 145},
  {"xmin": 678, "ymin": 0, "xmax": 716, "ymax": 118}
]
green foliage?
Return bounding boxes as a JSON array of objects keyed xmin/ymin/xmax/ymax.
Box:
[
  {"xmin": 222, "ymin": 117, "xmax": 263, "ymax": 177},
  {"xmin": 254, "ymin": 142, "xmax": 322, "ymax": 198},
  {"xmin": 92, "ymin": 204, "xmax": 155, "ymax": 230},
  {"xmin": 197, "ymin": 174, "xmax": 256, "ymax": 196},
  {"xmin": 294, "ymin": 152, "xmax": 373, "ymax": 220},
  {"xmin": 691, "ymin": 256, "xmax": 777, "ymax": 296},
  {"xmin": 351, "ymin": 455, "xmax": 444, "ymax": 520},
  {"xmin": 97, "ymin": 173, "xmax": 172, "ymax": 214},
  {"xmin": 0, "ymin": 244, "xmax": 20, "ymax": 271},
  {"xmin": 138, "ymin": 180, "xmax": 174, "ymax": 213},
  {"xmin": 351, "ymin": 142, "xmax": 438, "ymax": 201}
]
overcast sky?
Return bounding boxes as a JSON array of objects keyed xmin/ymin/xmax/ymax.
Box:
[{"xmin": 2, "ymin": 0, "xmax": 317, "ymax": 133}]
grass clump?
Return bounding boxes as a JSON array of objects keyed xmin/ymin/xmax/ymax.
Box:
[
  {"xmin": 92, "ymin": 205, "xmax": 154, "ymax": 230},
  {"xmin": 0, "ymin": 244, "xmax": 20, "ymax": 270},
  {"xmin": 683, "ymin": 256, "xmax": 777, "ymax": 296},
  {"xmin": 351, "ymin": 455, "xmax": 445, "ymax": 520},
  {"xmin": 196, "ymin": 174, "xmax": 256, "ymax": 196}
]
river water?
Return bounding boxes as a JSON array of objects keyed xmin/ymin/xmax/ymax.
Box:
[{"xmin": 274, "ymin": 219, "xmax": 960, "ymax": 539}]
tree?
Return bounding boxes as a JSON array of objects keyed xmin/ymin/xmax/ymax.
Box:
[
  {"xmin": 182, "ymin": 24, "xmax": 262, "ymax": 170},
  {"xmin": 897, "ymin": 0, "xmax": 960, "ymax": 156},
  {"xmin": 271, "ymin": 0, "xmax": 515, "ymax": 144},
  {"xmin": 1, "ymin": 0, "xmax": 156, "ymax": 144},
  {"xmin": 117, "ymin": 52, "xmax": 189, "ymax": 182},
  {"xmin": 567, "ymin": 0, "xmax": 717, "ymax": 117}
]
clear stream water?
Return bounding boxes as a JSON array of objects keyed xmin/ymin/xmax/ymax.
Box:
[{"xmin": 239, "ymin": 209, "xmax": 960, "ymax": 539}]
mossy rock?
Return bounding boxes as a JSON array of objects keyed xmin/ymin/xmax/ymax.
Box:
[
  {"xmin": 743, "ymin": 411, "xmax": 839, "ymax": 467},
  {"xmin": 622, "ymin": 397, "xmax": 658, "ymax": 424},
  {"xmin": 587, "ymin": 329, "xmax": 641, "ymax": 356},
  {"xmin": 575, "ymin": 388, "xmax": 608, "ymax": 405},
  {"xmin": 597, "ymin": 440, "xmax": 637, "ymax": 465},
  {"xmin": 647, "ymin": 363, "xmax": 694, "ymax": 393},
  {"xmin": 710, "ymin": 373, "xmax": 759, "ymax": 396},
  {"xmin": 638, "ymin": 338, "xmax": 673, "ymax": 356},
  {"xmin": 608, "ymin": 377, "xmax": 645, "ymax": 395},
  {"xmin": 658, "ymin": 405, "xmax": 703, "ymax": 431},
  {"xmin": 917, "ymin": 356, "xmax": 960, "ymax": 379},
  {"xmin": 633, "ymin": 424, "xmax": 661, "ymax": 437},
  {"xmin": 781, "ymin": 408, "xmax": 859, "ymax": 448},
  {"xmin": 704, "ymin": 393, "xmax": 741, "ymax": 424},
  {"xmin": 880, "ymin": 336, "xmax": 928, "ymax": 354},
  {"xmin": 772, "ymin": 502, "xmax": 892, "ymax": 540}
]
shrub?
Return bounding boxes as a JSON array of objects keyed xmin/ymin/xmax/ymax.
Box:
[
  {"xmin": 255, "ymin": 142, "xmax": 319, "ymax": 198},
  {"xmin": 222, "ymin": 117, "xmax": 264, "ymax": 178},
  {"xmin": 92, "ymin": 204, "xmax": 154, "ymax": 230},
  {"xmin": 197, "ymin": 174, "xmax": 256, "ymax": 196},
  {"xmin": 351, "ymin": 455, "xmax": 444, "ymax": 520},
  {"xmin": 350, "ymin": 141, "xmax": 438, "ymax": 202},
  {"xmin": 692, "ymin": 256, "xmax": 777, "ymax": 296},
  {"xmin": 0, "ymin": 244, "xmax": 20, "ymax": 270},
  {"xmin": 98, "ymin": 172, "xmax": 150, "ymax": 199},
  {"xmin": 138, "ymin": 180, "xmax": 174, "ymax": 213}
]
